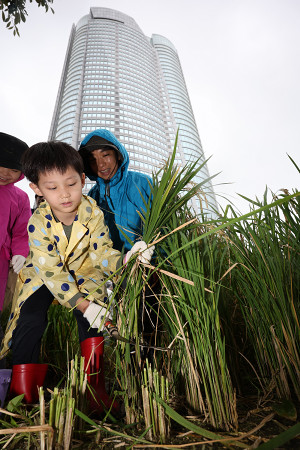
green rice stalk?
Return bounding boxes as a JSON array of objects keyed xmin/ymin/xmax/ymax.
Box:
[
  {"xmin": 54, "ymin": 388, "xmax": 61, "ymax": 429},
  {"xmin": 57, "ymin": 392, "xmax": 66, "ymax": 445},
  {"xmin": 64, "ymin": 398, "xmax": 75, "ymax": 449},
  {"xmin": 141, "ymin": 361, "xmax": 170, "ymax": 442},
  {"xmin": 141, "ymin": 379, "xmax": 153, "ymax": 440},
  {"xmin": 39, "ymin": 387, "xmax": 45, "ymax": 450},
  {"xmin": 146, "ymin": 362, "xmax": 157, "ymax": 436},
  {"xmin": 45, "ymin": 356, "xmax": 87, "ymax": 448}
]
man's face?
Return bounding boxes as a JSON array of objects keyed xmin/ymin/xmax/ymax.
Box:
[{"xmin": 88, "ymin": 148, "xmax": 119, "ymax": 180}]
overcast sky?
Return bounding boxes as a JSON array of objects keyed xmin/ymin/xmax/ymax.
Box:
[{"xmin": 1, "ymin": 0, "xmax": 299, "ymax": 212}]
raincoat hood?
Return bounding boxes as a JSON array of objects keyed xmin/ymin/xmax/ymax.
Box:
[{"xmin": 79, "ymin": 129, "xmax": 129, "ymax": 182}]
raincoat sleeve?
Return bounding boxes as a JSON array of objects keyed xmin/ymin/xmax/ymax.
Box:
[{"xmin": 10, "ymin": 191, "xmax": 31, "ymax": 258}]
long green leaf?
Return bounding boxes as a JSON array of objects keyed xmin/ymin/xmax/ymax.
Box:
[{"xmin": 256, "ymin": 422, "xmax": 300, "ymax": 449}]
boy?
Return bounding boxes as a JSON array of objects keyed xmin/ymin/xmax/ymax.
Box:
[{"xmin": 0, "ymin": 141, "xmax": 153, "ymax": 409}]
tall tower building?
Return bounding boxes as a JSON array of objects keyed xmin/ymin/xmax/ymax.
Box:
[{"xmin": 49, "ymin": 7, "xmax": 217, "ymax": 214}]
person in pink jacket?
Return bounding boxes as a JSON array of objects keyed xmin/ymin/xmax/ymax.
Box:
[{"xmin": 0, "ymin": 132, "xmax": 31, "ymax": 311}]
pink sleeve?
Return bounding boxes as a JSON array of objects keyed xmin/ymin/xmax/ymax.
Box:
[{"xmin": 10, "ymin": 191, "xmax": 31, "ymax": 258}]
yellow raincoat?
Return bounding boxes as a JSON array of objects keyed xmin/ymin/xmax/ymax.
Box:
[{"xmin": 1, "ymin": 195, "xmax": 121, "ymax": 358}]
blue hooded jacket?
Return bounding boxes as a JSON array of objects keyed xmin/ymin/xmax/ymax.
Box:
[{"xmin": 79, "ymin": 129, "xmax": 152, "ymax": 253}]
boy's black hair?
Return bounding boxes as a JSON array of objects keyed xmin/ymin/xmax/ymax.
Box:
[{"xmin": 22, "ymin": 141, "xmax": 84, "ymax": 185}]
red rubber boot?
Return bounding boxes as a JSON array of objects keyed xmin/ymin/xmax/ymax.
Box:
[
  {"xmin": 80, "ymin": 337, "xmax": 118, "ymax": 413},
  {"xmin": 10, "ymin": 363, "xmax": 48, "ymax": 404}
]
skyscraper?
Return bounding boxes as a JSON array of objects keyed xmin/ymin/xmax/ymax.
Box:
[{"xmin": 49, "ymin": 7, "xmax": 217, "ymax": 214}]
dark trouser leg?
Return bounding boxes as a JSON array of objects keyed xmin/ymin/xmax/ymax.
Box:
[
  {"xmin": 12, "ymin": 285, "xmax": 54, "ymax": 365},
  {"xmin": 73, "ymin": 308, "xmax": 102, "ymax": 343}
]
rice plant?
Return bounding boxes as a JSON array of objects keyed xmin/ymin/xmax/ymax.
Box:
[
  {"xmin": 155, "ymin": 208, "xmax": 238, "ymax": 430},
  {"xmin": 113, "ymin": 137, "xmax": 238, "ymax": 430},
  {"xmin": 40, "ymin": 303, "xmax": 80, "ymax": 377},
  {"xmin": 141, "ymin": 359, "xmax": 170, "ymax": 441},
  {"xmin": 224, "ymin": 187, "xmax": 300, "ymax": 401}
]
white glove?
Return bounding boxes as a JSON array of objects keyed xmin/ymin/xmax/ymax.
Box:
[
  {"xmin": 83, "ymin": 302, "xmax": 112, "ymax": 330},
  {"xmin": 105, "ymin": 280, "xmax": 114, "ymax": 300},
  {"xmin": 124, "ymin": 241, "xmax": 155, "ymax": 265},
  {"xmin": 11, "ymin": 255, "xmax": 26, "ymax": 274}
]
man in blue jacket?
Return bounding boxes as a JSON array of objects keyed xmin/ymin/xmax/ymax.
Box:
[
  {"xmin": 79, "ymin": 129, "xmax": 152, "ymax": 254},
  {"xmin": 79, "ymin": 129, "xmax": 159, "ymax": 362}
]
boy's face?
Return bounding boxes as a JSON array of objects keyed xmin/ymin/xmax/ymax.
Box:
[
  {"xmin": 0, "ymin": 166, "xmax": 21, "ymax": 185},
  {"xmin": 88, "ymin": 148, "xmax": 119, "ymax": 180},
  {"xmin": 30, "ymin": 167, "xmax": 85, "ymax": 224}
]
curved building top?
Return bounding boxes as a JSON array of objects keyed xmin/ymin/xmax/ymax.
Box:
[
  {"xmin": 151, "ymin": 34, "xmax": 178, "ymax": 53},
  {"xmin": 76, "ymin": 7, "xmax": 143, "ymax": 33}
]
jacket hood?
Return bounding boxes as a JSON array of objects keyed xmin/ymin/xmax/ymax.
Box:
[{"xmin": 79, "ymin": 129, "xmax": 129, "ymax": 181}]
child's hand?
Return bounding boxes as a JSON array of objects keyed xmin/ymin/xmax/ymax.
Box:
[
  {"xmin": 11, "ymin": 255, "xmax": 26, "ymax": 274},
  {"xmin": 83, "ymin": 302, "xmax": 112, "ymax": 330},
  {"xmin": 124, "ymin": 241, "xmax": 155, "ymax": 265}
]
